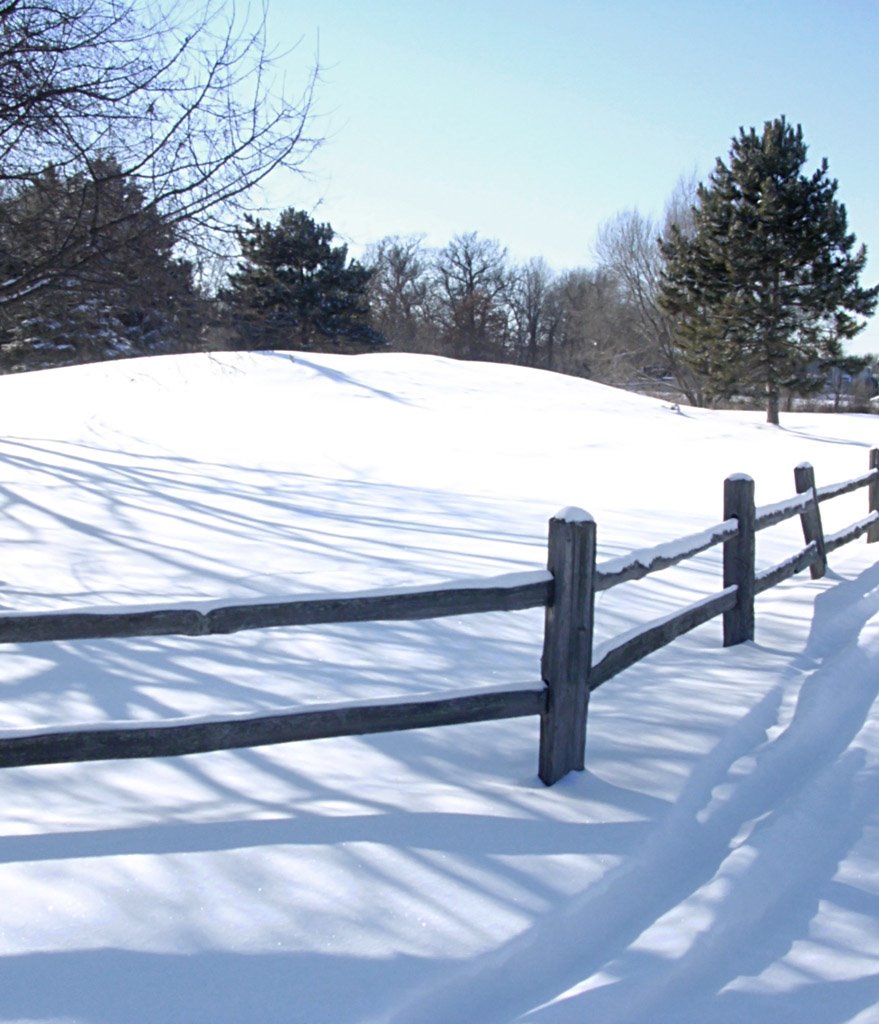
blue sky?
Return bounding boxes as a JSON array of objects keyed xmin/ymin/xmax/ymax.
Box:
[{"xmin": 265, "ymin": 0, "xmax": 879, "ymax": 352}]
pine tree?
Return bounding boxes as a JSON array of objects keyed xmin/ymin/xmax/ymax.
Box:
[
  {"xmin": 223, "ymin": 208, "xmax": 382, "ymax": 351},
  {"xmin": 0, "ymin": 159, "xmax": 200, "ymax": 371},
  {"xmin": 659, "ymin": 117, "xmax": 878, "ymax": 423}
]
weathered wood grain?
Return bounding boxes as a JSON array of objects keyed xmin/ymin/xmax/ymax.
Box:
[
  {"xmin": 869, "ymin": 450, "xmax": 879, "ymax": 543},
  {"xmin": 0, "ymin": 574, "xmax": 553, "ymax": 646},
  {"xmin": 595, "ymin": 520, "xmax": 737, "ymax": 592},
  {"xmin": 754, "ymin": 543, "xmax": 819, "ymax": 595},
  {"xmin": 723, "ymin": 475, "xmax": 756, "ymax": 646},
  {"xmin": 825, "ymin": 513, "xmax": 879, "ymax": 554},
  {"xmin": 208, "ymin": 577, "xmax": 551, "ymax": 634},
  {"xmin": 754, "ymin": 491, "xmax": 812, "ymax": 531},
  {"xmin": 538, "ymin": 510, "xmax": 595, "ymax": 786},
  {"xmin": 816, "ymin": 469, "xmax": 877, "ymax": 503},
  {"xmin": 794, "ymin": 463, "xmax": 826, "ymax": 579},
  {"xmin": 0, "ymin": 687, "xmax": 547, "ymax": 768},
  {"xmin": 590, "ymin": 587, "xmax": 737, "ymax": 689},
  {"xmin": 0, "ymin": 608, "xmax": 207, "ymax": 645}
]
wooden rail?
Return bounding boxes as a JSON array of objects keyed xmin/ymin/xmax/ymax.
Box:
[
  {"xmin": 0, "ymin": 572, "xmax": 553, "ymax": 645},
  {"xmin": 0, "ymin": 685, "xmax": 547, "ymax": 769},
  {"xmin": 2, "ymin": 449, "xmax": 877, "ymax": 786}
]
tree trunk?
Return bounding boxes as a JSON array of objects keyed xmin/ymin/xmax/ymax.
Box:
[{"xmin": 766, "ymin": 386, "xmax": 780, "ymax": 425}]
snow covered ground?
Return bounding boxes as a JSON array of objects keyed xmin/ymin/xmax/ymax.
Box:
[{"xmin": 1, "ymin": 350, "xmax": 878, "ymax": 1024}]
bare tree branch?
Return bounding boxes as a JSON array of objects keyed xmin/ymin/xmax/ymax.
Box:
[{"xmin": 0, "ymin": 0, "xmax": 320, "ymax": 308}]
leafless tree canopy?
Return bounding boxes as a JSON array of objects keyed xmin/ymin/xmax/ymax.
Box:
[
  {"xmin": 0, "ymin": 0, "xmax": 319, "ymax": 306},
  {"xmin": 433, "ymin": 232, "xmax": 510, "ymax": 358},
  {"xmin": 365, "ymin": 234, "xmax": 657, "ymax": 385},
  {"xmin": 594, "ymin": 175, "xmax": 707, "ymax": 404},
  {"xmin": 365, "ymin": 235, "xmax": 431, "ymax": 349}
]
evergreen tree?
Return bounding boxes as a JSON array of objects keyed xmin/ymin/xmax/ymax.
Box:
[
  {"xmin": 658, "ymin": 117, "xmax": 878, "ymax": 423},
  {"xmin": 0, "ymin": 1, "xmax": 318, "ymax": 314},
  {"xmin": 223, "ymin": 208, "xmax": 382, "ymax": 351},
  {"xmin": 0, "ymin": 159, "xmax": 200, "ymax": 371}
]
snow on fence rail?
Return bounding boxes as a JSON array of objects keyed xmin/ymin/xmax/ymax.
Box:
[{"xmin": 1, "ymin": 450, "xmax": 878, "ymax": 786}]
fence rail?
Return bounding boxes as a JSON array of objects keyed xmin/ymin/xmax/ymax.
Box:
[
  {"xmin": 2, "ymin": 449, "xmax": 878, "ymax": 786},
  {"xmin": 0, "ymin": 685, "xmax": 548, "ymax": 769},
  {"xmin": 0, "ymin": 572, "xmax": 553, "ymax": 645}
]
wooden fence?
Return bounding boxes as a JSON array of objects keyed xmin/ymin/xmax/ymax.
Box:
[{"xmin": 2, "ymin": 449, "xmax": 878, "ymax": 786}]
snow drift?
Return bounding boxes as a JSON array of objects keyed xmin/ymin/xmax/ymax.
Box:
[{"xmin": 1, "ymin": 351, "xmax": 878, "ymax": 1024}]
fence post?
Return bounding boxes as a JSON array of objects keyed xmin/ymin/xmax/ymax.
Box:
[
  {"xmin": 538, "ymin": 508, "xmax": 595, "ymax": 786},
  {"xmin": 869, "ymin": 449, "xmax": 879, "ymax": 543},
  {"xmin": 723, "ymin": 474, "xmax": 755, "ymax": 646},
  {"xmin": 794, "ymin": 462, "xmax": 827, "ymax": 578}
]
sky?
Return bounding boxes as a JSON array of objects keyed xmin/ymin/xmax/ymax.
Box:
[{"xmin": 261, "ymin": 0, "xmax": 879, "ymax": 354}]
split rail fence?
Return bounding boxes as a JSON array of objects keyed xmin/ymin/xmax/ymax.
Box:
[{"xmin": 2, "ymin": 449, "xmax": 878, "ymax": 785}]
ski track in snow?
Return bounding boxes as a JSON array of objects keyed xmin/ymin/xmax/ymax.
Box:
[{"xmin": 379, "ymin": 572, "xmax": 879, "ymax": 1024}]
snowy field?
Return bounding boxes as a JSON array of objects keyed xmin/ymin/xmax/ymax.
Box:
[{"xmin": 1, "ymin": 350, "xmax": 878, "ymax": 1024}]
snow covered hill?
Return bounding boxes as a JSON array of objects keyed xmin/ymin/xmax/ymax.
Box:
[{"xmin": 1, "ymin": 351, "xmax": 878, "ymax": 1023}]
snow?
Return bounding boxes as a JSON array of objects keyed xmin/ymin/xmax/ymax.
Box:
[
  {"xmin": 826, "ymin": 513, "xmax": 879, "ymax": 549},
  {"xmin": 755, "ymin": 489, "xmax": 813, "ymax": 524},
  {"xmin": 0, "ymin": 680, "xmax": 546, "ymax": 742},
  {"xmin": 597, "ymin": 519, "xmax": 738, "ymax": 583},
  {"xmin": 592, "ymin": 586, "xmax": 738, "ymax": 669},
  {"xmin": 0, "ymin": 569, "xmax": 553, "ymax": 626},
  {"xmin": 1, "ymin": 350, "xmax": 879, "ymax": 1024},
  {"xmin": 817, "ymin": 469, "xmax": 878, "ymax": 502},
  {"xmin": 554, "ymin": 506, "xmax": 593, "ymax": 524}
]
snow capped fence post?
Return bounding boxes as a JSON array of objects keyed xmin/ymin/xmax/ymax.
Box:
[
  {"xmin": 794, "ymin": 463, "xmax": 827, "ymax": 579},
  {"xmin": 538, "ymin": 508, "xmax": 595, "ymax": 785},
  {"xmin": 723, "ymin": 475, "xmax": 755, "ymax": 646},
  {"xmin": 869, "ymin": 449, "xmax": 879, "ymax": 544}
]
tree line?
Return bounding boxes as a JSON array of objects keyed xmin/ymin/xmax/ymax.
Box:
[
  {"xmin": 363, "ymin": 187, "xmax": 706, "ymax": 404},
  {"xmin": 364, "ymin": 119, "xmax": 878, "ymax": 424},
  {"xmin": 1, "ymin": 1, "xmax": 875, "ymax": 423}
]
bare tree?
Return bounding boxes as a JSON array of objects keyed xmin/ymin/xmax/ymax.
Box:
[
  {"xmin": 433, "ymin": 232, "xmax": 509, "ymax": 359},
  {"xmin": 595, "ymin": 175, "xmax": 707, "ymax": 404},
  {"xmin": 364, "ymin": 235, "xmax": 432, "ymax": 350},
  {"xmin": 662, "ymin": 173, "xmax": 699, "ymax": 239},
  {"xmin": 0, "ymin": 0, "xmax": 319, "ymax": 311},
  {"xmin": 547, "ymin": 268, "xmax": 643, "ymax": 383},
  {"xmin": 509, "ymin": 257, "xmax": 555, "ymax": 367}
]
